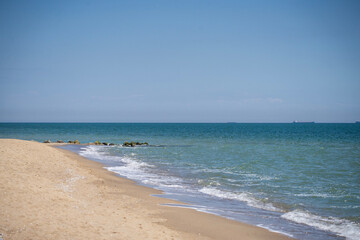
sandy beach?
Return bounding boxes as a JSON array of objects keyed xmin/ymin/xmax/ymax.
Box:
[{"xmin": 0, "ymin": 139, "xmax": 292, "ymax": 240}]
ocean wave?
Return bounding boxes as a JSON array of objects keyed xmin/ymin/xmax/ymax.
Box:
[
  {"xmin": 294, "ymin": 193, "xmax": 342, "ymax": 198},
  {"xmin": 329, "ymin": 205, "xmax": 360, "ymax": 209},
  {"xmin": 80, "ymin": 146, "xmax": 189, "ymax": 191},
  {"xmin": 240, "ymin": 173, "xmax": 276, "ymax": 181},
  {"xmin": 79, "ymin": 145, "xmax": 108, "ymax": 159},
  {"xmin": 199, "ymin": 187, "xmax": 283, "ymax": 212},
  {"xmin": 192, "ymin": 168, "xmax": 276, "ymax": 182},
  {"xmin": 197, "ymin": 179, "xmax": 221, "ymax": 186},
  {"xmin": 105, "ymin": 157, "xmax": 153, "ymax": 180},
  {"xmin": 142, "ymin": 179, "xmax": 186, "ymax": 189},
  {"xmin": 79, "ymin": 145, "xmax": 137, "ymax": 163},
  {"xmin": 108, "ymin": 164, "xmax": 187, "ymax": 191},
  {"xmin": 281, "ymin": 209, "xmax": 360, "ymax": 240}
]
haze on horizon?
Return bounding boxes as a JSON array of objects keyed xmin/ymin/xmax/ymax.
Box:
[{"xmin": 0, "ymin": 0, "xmax": 359, "ymax": 123}]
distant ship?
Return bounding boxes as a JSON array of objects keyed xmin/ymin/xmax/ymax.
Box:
[{"xmin": 292, "ymin": 121, "xmax": 315, "ymax": 124}]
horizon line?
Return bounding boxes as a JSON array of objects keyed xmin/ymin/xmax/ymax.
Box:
[{"xmin": 0, "ymin": 121, "xmax": 358, "ymax": 124}]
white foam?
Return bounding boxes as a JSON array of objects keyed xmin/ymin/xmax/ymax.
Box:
[
  {"xmin": 106, "ymin": 157, "xmax": 152, "ymax": 180},
  {"xmin": 79, "ymin": 145, "xmax": 134, "ymax": 163},
  {"xmin": 199, "ymin": 187, "xmax": 283, "ymax": 212},
  {"xmin": 107, "ymin": 164, "xmax": 187, "ymax": 191},
  {"xmin": 79, "ymin": 146, "xmax": 188, "ymax": 191},
  {"xmin": 79, "ymin": 145, "xmax": 107, "ymax": 159},
  {"xmin": 197, "ymin": 179, "xmax": 220, "ymax": 186},
  {"xmin": 330, "ymin": 205, "xmax": 360, "ymax": 209},
  {"xmin": 143, "ymin": 179, "xmax": 185, "ymax": 189},
  {"xmin": 294, "ymin": 193, "xmax": 341, "ymax": 198},
  {"xmin": 281, "ymin": 209, "xmax": 360, "ymax": 240}
]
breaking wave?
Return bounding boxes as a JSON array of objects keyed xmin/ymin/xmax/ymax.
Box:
[{"xmin": 282, "ymin": 209, "xmax": 360, "ymax": 240}]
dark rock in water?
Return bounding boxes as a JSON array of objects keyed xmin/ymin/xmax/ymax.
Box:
[
  {"xmin": 109, "ymin": 143, "xmax": 115, "ymax": 146},
  {"xmin": 122, "ymin": 141, "xmax": 149, "ymax": 147},
  {"xmin": 56, "ymin": 140, "xmax": 64, "ymax": 143},
  {"xmin": 68, "ymin": 140, "xmax": 74, "ymax": 143},
  {"xmin": 102, "ymin": 142, "xmax": 108, "ymax": 146},
  {"xmin": 43, "ymin": 140, "xmax": 51, "ymax": 143},
  {"xmin": 73, "ymin": 140, "xmax": 80, "ymax": 144},
  {"xmin": 94, "ymin": 141, "xmax": 101, "ymax": 145}
]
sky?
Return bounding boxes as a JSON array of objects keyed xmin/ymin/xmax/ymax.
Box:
[{"xmin": 0, "ymin": 0, "xmax": 359, "ymax": 123}]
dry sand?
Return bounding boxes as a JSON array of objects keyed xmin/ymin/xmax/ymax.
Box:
[{"xmin": 0, "ymin": 139, "xmax": 292, "ymax": 240}]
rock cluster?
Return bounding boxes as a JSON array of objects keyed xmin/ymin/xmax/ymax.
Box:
[
  {"xmin": 43, "ymin": 140, "xmax": 65, "ymax": 144},
  {"xmin": 94, "ymin": 141, "xmax": 115, "ymax": 146},
  {"xmin": 122, "ymin": 141, "xmax": 148, "ymax": 147},
  {"xmin": 42, "ymin": 140, "xmax": 133, "ymax": 146}
]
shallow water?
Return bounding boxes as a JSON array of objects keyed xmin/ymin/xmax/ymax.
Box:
[{"xmin": 1, "ymin": 123, "xmax": 359, "ymax": 239}]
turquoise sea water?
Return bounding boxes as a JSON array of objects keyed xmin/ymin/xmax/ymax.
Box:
[{"xmin": 1, "ymin": 123, "xmax": 359, "ymax": 239}]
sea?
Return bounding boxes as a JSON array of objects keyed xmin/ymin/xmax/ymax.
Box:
[{"xmin": 0, "ymin": 123, "xmax": 359, "ymax": 240}]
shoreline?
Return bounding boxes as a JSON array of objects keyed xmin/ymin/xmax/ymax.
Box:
[{"xmin": 0, "ymin": 139, "xmax": 292, "ymax": 239}]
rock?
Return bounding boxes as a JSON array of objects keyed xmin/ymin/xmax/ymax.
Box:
[
  {"xmin": 74, "ymin": 140, "xmax": 80, "ymax": 144},
  {"xmin": 94, "ymin": 141, "xmax": 101, "ymax": 145},
  {"xmin": 122, "ymin": 141, "xmax": 149, "ymax": 147},
  {"xmin": 109, "ymin": 143, "xmax": 115, "ymax": 146},
  {"xmin": 56, "ymin": 140, "xmax": 64, "ymax": 143},
  {"xmin": 102, "ymin": 142, "xmax": 108, "ymax": 146},
  {"xmin": 43, "ymin": 140, "xmax": 51, "ymax": 143},
  {"xmin": 68, "ymin": 140, "xmax": 74, "ymax": 143}
]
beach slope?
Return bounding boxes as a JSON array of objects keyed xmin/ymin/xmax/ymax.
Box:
[{"xmin": 0, "ymin": 139, "xmax": 291, "ymax": 240}]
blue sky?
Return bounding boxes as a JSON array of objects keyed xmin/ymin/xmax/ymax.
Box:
[{"xmin": 0, "ymin": 0, "xmax": 359, "ymax": 122}]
